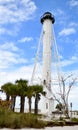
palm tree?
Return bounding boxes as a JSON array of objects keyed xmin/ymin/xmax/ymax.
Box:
[
  {"xmin": 9, "ymin": 84, "xmax": 18, "ymax": 111},
  {"xmin": 27, "ymin": 85, "xmax": 34, "ymax": 113},
  {"xmin": 15, "ymin": 79, "xmax": 28, "ymax": 113},
  {"xmin": 1, "ymin": 82, "xmax": 17, "ymax": 111},
  {"xmin": 33, "ymin": 84, "xmax": 45, "ymax": 114},
  {"xmin": 1, "ymin": 82, "xmax": 11, "ymax": 101}
]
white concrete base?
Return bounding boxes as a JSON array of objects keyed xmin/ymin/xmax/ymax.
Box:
[{"xmin": 40, "ymin": 87, "xmax": 54, "ymax": 115}]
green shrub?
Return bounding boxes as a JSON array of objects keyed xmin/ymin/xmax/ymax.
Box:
[
  {"xmin": 59, "ymin": 121, "xmax": 66, "ymax": 126},
  {"xmin": 0, "ymin": 109, "xmax": 45, "ymax": 128},
  {"xmin": 59, "ymin": 117, "xmax": 64, "ymax": 120},
  {"xmin": 71, "ymin": 117, "xmax": 78, "ymax": 122},
  {"xmin": 45, "ymin": 120, "xmax": 66, "ymax": 127},
  {"xmin": 19, "ymin": 113, "xmax": 45, "ymax": 128}
]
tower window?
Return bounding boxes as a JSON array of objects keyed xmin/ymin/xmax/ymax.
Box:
[
  {"xmin": 43, "ymin": 80, "xmax": 46, "ymax": 85},
  {"xmin": 46, "ymin": 103, "xmax": 48, "ymax": 109}
]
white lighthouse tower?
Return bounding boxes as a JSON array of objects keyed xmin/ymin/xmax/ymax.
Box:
[{"xmin": 40, "ymin": 12, "xmax": 55, "ymax": 114}]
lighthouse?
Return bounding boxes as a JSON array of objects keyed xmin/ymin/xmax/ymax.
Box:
[{"xmin": 40, "ymin": 12, "xmax": 55, "ymax": 114}]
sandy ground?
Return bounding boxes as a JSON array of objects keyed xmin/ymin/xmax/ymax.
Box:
[{"xmin": 1, "ymin": 126, "xmax": 78, "ymax": 130}]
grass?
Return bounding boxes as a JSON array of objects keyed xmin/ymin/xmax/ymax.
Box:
[
  {"xmin": 0, "ymin": 108, "xmax": 46, "ymax": 129},
  {"xmin": 71, "ymin": 117, "xmax": 78, "ymax": 122},
  {"xmin": 0, "ymin": 108, "xmax": 78, "ymax": 129}
]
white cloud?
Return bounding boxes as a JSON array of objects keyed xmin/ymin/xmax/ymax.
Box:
[
  {"xmin": 0, "ymin": 42, "xmax": 19, "ymax": 51},
  {"xmin": 69, "ymin": 86, "xmax": 78, "ymax": 110},
  {"xmin": 0, "ymin": 0, "xmax": 14, "ymax": 3},
  {"xmin": 0, "ymin": 42, "xmax": 27, "ymax": 69},
  {"xmin": 61, "ymin": 60, "xmax": 74, "ymax": 67},
  {"xmin": 58, "ymin": 56, "xmax": 78, "ymax": 68},
  {"xmin": 59, "ymin": 28, "xmax": 76, "ymax": 36},
  {"xmin": 18, "ymin": 37, "xmax": 33, "ymax": 43},
  {"xmin": 0, "ymin": 27, "xmax": 7, "ymax": 34},
  {"xmin": 0, "ymin": 61, "xmax": 58, "ymax": 86},
  {"xmin": 69, "ymin": 22, "xmax": 78, "ymax": 27},
  {"xmin": 54, "ymin": 9, "xmax": 68, "ymax": 25},
  {"xmin": 0, "ymin": 0, "xmax": 37, "ymax": 25},
  {"xmin": 0, "ymin": 65, "xmax": 33, "ymax": 86},
  {"xmin": 0, "ymin": 27, "xmax": 14, "ymax": 35},
  {"xmin": 69, "ymin": 0, "xmax": 78, "ymax": 7},
  {"xmin": 55, "ymin": 9, "xmax": 65, "ymax": 15},
  {"xmin": 0, "ymin": 25, "xmax": 20, "ymax": 35},
  {"xmin": 71, "ymin": 56, "xmax": 78, "ymax": 60},
  {"xmin": 0, "ymin": 50, "xmax": 27, "ymax": 69}
]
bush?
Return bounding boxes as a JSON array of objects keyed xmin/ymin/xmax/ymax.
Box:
[
  {"xmin": 71, "ymin": 117, "xmax": 78, "ymax": 122},
  {"xmin": 0, "ymin": 108, "xmax": 13, "ymax": 128},
  {"xmin": 45, "ymin": 120, "xmax": 66, "ymax": 127},
  {"xmin": 0, "ymin": 109, "xmax": 45, "ymax": 129},
  {"xmin": 19, "ymin": 113, "xmax": 45, "ymax": 128}
]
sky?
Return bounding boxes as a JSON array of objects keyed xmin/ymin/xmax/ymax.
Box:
[{"xmin": 0, "ymin": 0, "xmax": 78, "ymax": 110}]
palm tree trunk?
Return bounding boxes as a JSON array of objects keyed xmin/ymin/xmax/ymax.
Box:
[
  {"xmin": 28, "ymin": 97, "xmax": 32, "ymax": 113},
  {"xmin": 6, "ymin": 95, "xmax": 10, "ymax": 101},
  {"xmin": 12, "ymin": 96, "xmax": 16, "ymax": 112},
  {"xmin": 20, "ymin": 96, "xmax": 25, "ymax": 113},
  {"xmin": 34, "ymin": 94, "xmax": 38, "ymax": 114}
]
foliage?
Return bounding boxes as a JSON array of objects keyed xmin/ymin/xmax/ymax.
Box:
[
  {"xmin": 0, "ymin": 108, "xmax": 45, "ymax": 128},
  {"xmin": 15, "ymin": 79, "xmax": 28, "ymax": 96},
  {"xmin": 33, "ymin": 84, "xmax": 44, "ymax": 114},
  {"xmin": 45, "ymin": 120, "xmax": 66, "ymax": 127},
  {"xmin": 1, "ymin": 82, "xmax": 17, "ymax": 111},
  {"xmin": 71, "ymin": 117, "xmax": 78, "ymax": 122},
  {"xmin": 26, "ymin": 85, "xmax": 34, "ymax": 113},
  {"xmin": 15, "ymin": 79, "xmax": 28, "ymax": 113},
  {"xmin": 1, "ymin": 79, "xmax": 45, "ymax": 114},
  {"xmin": 0, "ymin": 99, "xmax": 12, "ymax": 109}
]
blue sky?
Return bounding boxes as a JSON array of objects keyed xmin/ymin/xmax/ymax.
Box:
[{"xmin": 0, "ymin": 0, "xmax": 78, "ymax": 110}]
